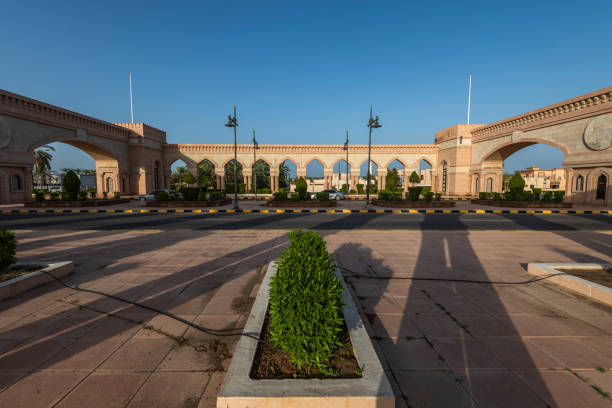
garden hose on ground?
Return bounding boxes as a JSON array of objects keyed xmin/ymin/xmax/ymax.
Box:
[{"xmin": 40, "ymin": 269, "xmax": 267, "ymax": 345}]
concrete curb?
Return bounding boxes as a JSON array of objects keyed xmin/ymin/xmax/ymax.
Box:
[
  {"xmin": 0, "ymin": 261, "xmax": 74, "ymax": 301},
  {"xmin": 217, "ymin": 262, "xmax": 395, "ymax": 407},
  {"xmin": 1, "ymin": 208, "xmax": 611, "ymax": 215},
  {"xmin": 527, "ymin": 263, "xmax": 612, "ymax": 307}
]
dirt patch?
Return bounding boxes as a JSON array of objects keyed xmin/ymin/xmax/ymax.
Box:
[
  {"xmin": 0, "ymin": 264, "xmax": 46, "ymax": 283},
  {"xmin": 560, "ymin": 267, "xmax": 612, "ymax": 289},
  {"xmin": 250, "ymin": 312, "xmax": 362, "ymax": 379},
  {"xmin": 231, "ymin": 296, "xmax": 254, "ymax": 314},
  {"xmin": 196, "ymin": 339, "xmax": 232, "ymax": 372}
]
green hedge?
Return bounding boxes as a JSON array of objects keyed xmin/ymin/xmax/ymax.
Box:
[
  {"xmin": 269, "ymin": 230, "xmax": 343, "ymax": 372},
  {"xmin": 208, "ymin": 190, "xmax": 226, "ymax": 201},
  {"xmin": 316, "ymin": 192, "xmax": 330, "ymax": 201},
  {"xmin": 406, "ymin": 186, "xmax": 422, "ymax": 201},
  {"xmin": 180, "ymin": 187, "xmax": 200, "ymax": 201},
  {"xmin": 0, "ymin": 230, "xmax": 16, "ymax": 274}
]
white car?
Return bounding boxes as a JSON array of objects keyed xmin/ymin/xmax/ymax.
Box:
[
  {"xmin": 310, "ymin": 189, "xmax": 346, "ymax": 200},
  {"xmin": 138, "ymin": 189, "xmax": 182, "ymax": 201}
]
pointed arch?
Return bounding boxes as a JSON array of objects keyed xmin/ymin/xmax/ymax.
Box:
[
  {"xmin": 304, "ymin": 157, "xmax": 329, "ymax": 169},
  {"xmin": 384, "ymin": 157, "xmax": 406, "ymax": 169},
  {"xmin": 480, "ymin": 138, "xmax": 570, "ymax": 164}
]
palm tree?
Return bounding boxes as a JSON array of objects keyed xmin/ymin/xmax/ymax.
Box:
[
  {"xmin": 33, "ymin": 145, "xmax": 55, "ymax": 186},
  {"xmin": 279, "ymin": 161, "xmax": 290, "ymax": 189}
]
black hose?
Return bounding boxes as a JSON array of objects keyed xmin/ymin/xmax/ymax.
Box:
[{"xmin": 41, "ymin": 270, "xmax": 266, "ymax": 344}]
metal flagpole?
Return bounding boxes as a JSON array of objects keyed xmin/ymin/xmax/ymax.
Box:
[
  {"xmin": 467, "ymin": 74, "xmax": 472, "ymax": 124},
  {"xmin": 129, "ymin": 73, "xmax": 134, "ymax": 124}
]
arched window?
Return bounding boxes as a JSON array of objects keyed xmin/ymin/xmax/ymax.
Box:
[
  {"xmin": 475, "ymin": 177, "xmax": 479, "ymax": 193},
  {"xmin": 575, "ymin": 175, "xmax": 584, "ymax": 192},
  {"xmin": 442, "ymin": 162, "xmax": 448, "ymax": 193},
  {"xmin": 486, "ymin": 177, "xmax": 493, "ymax": 193},
  {"xmin": 154, "ymin": 161, "xmax": 160, "ymax": 190},
  {"xmin": 596, "ymin": 174, "xmax": 607, "ymax": 200},
  {"xmin": 11, "ymin": 174, "xmax": 22, "ymax": 192},
  {"xmin": 106, "ymin": 177, "xmax": 114, "ymax": 193}
]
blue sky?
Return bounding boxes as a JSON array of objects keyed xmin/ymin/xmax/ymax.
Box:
[{"xmin": 2, "ymin": 1, "xmax": 611, "ymax": 173}]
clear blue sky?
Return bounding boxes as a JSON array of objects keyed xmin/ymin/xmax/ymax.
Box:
[{"xmin": 2, "ymin": 1, "xmax": 611, "ymax": 173}]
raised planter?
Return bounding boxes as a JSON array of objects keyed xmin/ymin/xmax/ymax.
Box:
[
  {"xmin": 266, "ymin": 200, "xmax": 338, "ymax": 207},
  {"xmin": 0, "ymin": 261, "xmax": 73, "ymax": 301},
  {"xmin": 26, "ymin": 199, "xmax": 129, "ymax": 207},
  {"xmin": 471, "ymin": 199, "xmax": 572, "ymax": 208},
  {"xmin": 371, "ymin": 199, "xmax": 455, "ymax": 208},
  {"xmin": 218, "ymin": 262, "xmax": 394, "ymax": 407},
  {"xmin": 528, "ymin": 263, "xmax": 612, "ymax": 306},
  {"xmin": 146, "ymin": 199, "xmax": 232, "ymax": 207}
]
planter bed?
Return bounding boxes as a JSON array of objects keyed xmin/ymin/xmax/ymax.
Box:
[
  {"xmin": 0, "ymin": 261, "xmax": 73, "ymax": 301},
  {"xmin": 372, "ymin": 199, "xmax": 455, "ymax": 208},
  {"xmin": 266, "ymin": 200, "xmax": 338, "ymax": 207},
  {"xmin": 26, "ymin": 199, "xmax": 129, "ymax": 207},
  {"xmin": 471, "ymin": 199, "xmax": 572, "ymax": 208},
  {"xmin": 218, "ymin": 262, "xmax": 394, "ymax": 407},
  {"xmin": 146, "ymin": 198, "xmax": 232, "ymax": 207}
]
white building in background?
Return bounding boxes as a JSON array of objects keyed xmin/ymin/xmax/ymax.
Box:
[
  {"xmin": 33, "ymin": 171, "xmax": 97, "ymax": 191},
  {"xmin": 517, "ymin": 166, "xmax": 566, "ymax": 191}
]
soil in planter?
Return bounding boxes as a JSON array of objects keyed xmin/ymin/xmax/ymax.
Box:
[
  {"xmin": 558, "ymin": 267, "xmax": 612, "ymax": 289},
  {"xmin": 0, "ymin": 264, "xmax": 46, "ymax": 283},
  {"xmin": 250, "ymin": 312, "xmax": 362, "ymax": 379}
]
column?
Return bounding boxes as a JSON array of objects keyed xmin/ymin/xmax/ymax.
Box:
[
  {"xmin": 23, "ymin": 168, "xmax": 33, "ymax": 202},
  {"xmin": 378, "ymin": 170, "xmax": 387, "ymax": 191},
  {"xmin": 96, "ymin": 171, "xmax": 104, "ymax": 197}
]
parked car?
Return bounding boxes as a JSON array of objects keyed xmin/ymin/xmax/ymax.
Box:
[
  {"xmin": 310, "ymin": 189, "xmax": 346, "ymax": 200},
  {"xmin": 138, "ymin": 189, "xmax": 182, "ymax": 201}
]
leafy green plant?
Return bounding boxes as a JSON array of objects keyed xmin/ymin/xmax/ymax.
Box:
[
  {"xmin": 406, "ymin": 186, "xmax": 422, "ymax": 201},
  {"xmin": 532, "ymin": 188, "xmax": 542, "ymax": 199},
  {"xmin": 198, "ymin": 192, "xmax": 207, "ymax": 201},
  {"xmin": 113, "ymin": 192, "xmax": 120, "ymax": 199},
  {"xmin": 377, "ymin": 190, "xmax": 390, "ymax": 201},
  {"xmin": 50, "ymin": 192, "xmax": 59, "ymax": 201},
  {"xmin": 78, "ymin": 191, "xmax": 88, "ymax": 200},
  {"xmin": 274, "ymin": 191, "xmax": 288, "ymax": 201},
  {"xmin": 259, "ymin": 187, "xmax": 272, "ymax": 194},
  {"xmin": 554, "ymin": 190, "xmax": 565, "ymax": 202},
  {"xmin": 424, "ymin": 191, "xmax": 433, "ymax": 202},
  {"xmin": 316, "ymin": 192, "xmax": 329, "ymax": 201},
  {"xmin": 340, "ymin": 184, "xmax": 349, "ymax": 193},
  {"xmin": 409, "ymin": 171, "xmax": 421, "ymax": 185},
  {"xmin": 208, "ymin": 190, "xmax": 226, "ymax": 201},
  {"xmin": 180, "ymin": 187, "xmax": 199, "ymax": 201},
  {"xmin": 62, "ymin": 170, "xmax": 80, "ymax": 201},
  {"xmin": 89, "ymin": 190, "xmax": 96, "ymax": 199},
  {"xmin": 542, "ymin": 191, "xmax": 553, "ymax": 202},
  {"xmin": 296, "ymin": 177, "xmax": 308, "ymax": 201},
  {"xmin": 34, "ymin": 191, "xmax": 45, "ymax": 202},
  {"xmin": 508, "ymin": 173, "xmax": 525, "ymax": 199},
  {"xmin": 349, "ymin": 189, "xmax": 356, "ymax": 194},
  {"xmin": 385, "ymin": 169, "xmax": 400, "ymax": 190},
  {"xmin": 356, "ymin": 184, "xmax": 364, "ymax": 194},
  {"xmin": 0, "ymin": 230, "xmax": 17, "ymax": 274},
  {"xmin": 183, "ymin": 172, "xmax": 196, "ymax": 185},
  {"xmin": 492, "ymin": 192, "xmax": 502, "ymax": 200},
  {"xmin": 269, "ymin": 230, "xmax": 344, "ymax": 372},
  {"xmin": 434, "ymin": 193, "xmax": 441, "ymax": 201}
]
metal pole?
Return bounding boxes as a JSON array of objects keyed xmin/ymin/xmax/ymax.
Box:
[
  {"xmin": 129, "ymin": 73, "xmax": 134, "ymax": 124},
  {"xmin": 467, "ymin": 74, "xmax": 472, "ymax": 124},
  {"xmin": 233, "ymin": 105, "xmax": 239, "ymax": 210},
  {"xmin": 365, "ymin": 105, "xmax": 381, "ymax": 208},
  {"xmin": 253, "ymin": 129, "xmax": 257, "ymax": 201},
  {"xmin": 345, "ymin": 129, "xmax": 349, "ymax": 193}
]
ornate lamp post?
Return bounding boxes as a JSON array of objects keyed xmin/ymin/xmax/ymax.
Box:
[
  {"xmin": 252, "ymin": 129, "xmax": 259, "ymax": 201},
  {"xmin": 365, "ymin": 105, "xmax": 381, "ymax": 208},
  {"xmin": 225, "ymin": 104, "xmax": 240, "ymax": 210},
  {"xmin": 343, "ymin": 129, "xmax": 349, "ymax": 193}
]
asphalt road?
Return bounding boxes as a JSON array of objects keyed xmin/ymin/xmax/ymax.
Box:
[{"xmin": 0, "ymin": 212, "xmax": 611, "ymax": 231}]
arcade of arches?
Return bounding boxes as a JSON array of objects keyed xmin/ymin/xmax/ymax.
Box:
[{"xmin": 1, "ymin": 86, "xmax": 611, "ymax": 205}]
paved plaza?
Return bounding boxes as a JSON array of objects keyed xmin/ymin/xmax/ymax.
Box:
[{"xmin": 0, "ymin": 224, "xmax": 610, "ymax": 407}]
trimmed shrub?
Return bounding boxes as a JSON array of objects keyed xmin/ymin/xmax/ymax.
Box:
[
  {"xmin": 296, "ymin": 177, "xmax": 308, "ymax": 201},
  {"xmin": 356, "ymin": 184, "xmax": 365, "ymax": 194},
  {"xmin": 62, "ymin": 170, "xmax": 80, "ymax": 201},
  {"xmin": 517, "ymin": 191, "xmax": 535, "ymax": 201},
  {"xmin": 424, "ymin": 191, "xmax": 434, "ymax": 202},
  {"xmin": 542, "ymin": 191, "xmax": 553, "ymax": 202},
  {"xmin": 554, "ymin": 190, "xmax": 565, "ymax": 202},
  {"xmin": 259, "ymin": 187, "xmax": 272, "ymax": 194},
  {"xmin": 183, "ymin": 172, "xmax": 196, "ymax": 185},
  {"xmin": 89, "ymin": 190, "xmax": 96, "ymax": 199},
  {"xmin": 225, "ymin": 182, "xmax": 234, "ymax": 193},
  {"xmin": 508, "ymin": 173, "xmax": 525, "ymax": 199},
  {"xmin": 113, "ymin": 192, "xmax": 120, "ymax": 199},
  {"xmin": 154, "ymin": 191, "xmax": 169, "ymax": 202},
  {"xmin": 349, "ymin": 189, "xmax": 357, "ymax": 194},
  {"xmin": 316, "ymin": 192, "xmax": 330, "ymax": 201},
  {"xmin": 180, "ymin": 187, "xmax": 200, "ymax": 201},
  {"xmin": 407, "ymin": 186, "xmax": 422, "ymax": 201},
  {"xmin": 50, "ymin": 192, "xmax": 59, "ymax": 201},
  {"xmin": 0, "ymin": 230, "xmax": 17, "ymax": 274},
  {"xmin": 239, "ymin": 183, "xmax": 246, "ymax": 194},
  {"xmin": 269, "ymin": 230, "xmax": 344, "ymax": 371},
  {"xmin": 478, "ymin": 192, "xmax": 489, "ymax": 200},
  {"xmin": 208, "ymin": 190, "xmax": 225, "ymax": 201},
  {"xmin": 492, "ymin": 192, "xmax": 502, "ymax": 200},
  {"xmin": 34, "ymin": 191, "xmax": 45, "ymax": 202},
  {"xmin": 532, "ymin": 188, "xmax": 542, "ymax": 200},
  {"xmin": 503, "ymin": 191, "xmax": 513, "ymax": 201},
  {"xmin": 273, "ymin": 191, "xmax": 288, "ymax": 201},
  {"xmin": 197, "ymin": 192, "xmax": 207, "ymax": 201},
  {"xmin": 340, "ymin": 184, "xmax": 349, "ymax": 193},
  {"xmin": 409, "ymin": 171, "xmax": 421, "ymax": 184},
  {"xmin": 78, "ymin": 191, "xmax": 88, "ymax": 200},
  {"xmin": 377, "ymin": 190, "xmax": 391, "ymax": 201}
]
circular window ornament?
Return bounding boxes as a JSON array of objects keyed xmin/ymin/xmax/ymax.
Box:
[
  {"xmin": 583, "ymin": 115, "xmax": 612, "ymax": 151},
  {"xmin": 0, "ymin": 117, "xmax": 12, "ymax": 149}
]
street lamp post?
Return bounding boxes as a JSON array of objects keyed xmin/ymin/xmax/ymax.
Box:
[
  {"xmin": 225, "ymin": 104, "xmax": 240, "ymax": 210},
  {"xmin": 343, "ymin": 129, "xmax": 349, "ymax": 193},
  {"xmin": 365, "ymin": 105, "xmax": 381, "ymax": 208},
  {"xmin": 252, "ymin": 129, "xmax": 259, "ymax": 201}
]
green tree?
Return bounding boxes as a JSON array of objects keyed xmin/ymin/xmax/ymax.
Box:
[
  {"xmin": 198, "ymin": 160, "xmax": 216, "ymax": 188},
  {"xmin": 224, "ymin": 160, "xmax": 243, "ymax": 184},
  {"xmin": 508, "ymin": 172, "xmax": 526, "ymax": 199},
  {"xmin": 253, "ymin": 160, "xmax": 271, "ymax": 189},
  {"xmin": 33, "ymin": 145, "xmax": 55, "ymax": 186},
  {"xmin": 183, "ymin": 172, "xmax": 196, "ymax": 185},
  {"xmin": 385, "ymin": 169, "xmax": 400, "ymax": 189},
  {"xmin": 409, "ymin": 170, "xmax": 421, "ymax": 185},
  {"xmin": 62, "ymin": 170, "xmax": 81, "ymax": 200},
  {"xmin": 171, "ymin": 166, "xmax": 187, "ymax": 187},
  {"xmin": 278, "ymin": 161, "xmax": 291, "ymax": 189}
]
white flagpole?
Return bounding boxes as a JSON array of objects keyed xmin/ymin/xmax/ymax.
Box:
[
  {"xmin": 129, "ymin": 73, "xmax": 134, "ymax": 123},
  {"xmin": 467, "ymin": 74, "xmax": 472, "ymax": 124}
]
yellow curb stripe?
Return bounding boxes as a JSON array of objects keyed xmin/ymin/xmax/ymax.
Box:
[
  {"xmin": 209, "ymin": 209, "xmax": 218, "ymax": 213},
  {"xmin": 71, "ymin": 209, "xmax": 80, "ymax": 213},
  {"xmin": 107, "ymin": 209, "xmax": 115, "ymax": 213},
  {"xmin": 88, "ymin": 209, "xmax": 97, "ymax": 213},
  {"xmin": 510, "ymin": 210, "xmax": 518, "ymax": 214},
  {"xmin": 443, "ymin": 209, "xmax": 452, "ymax": 213},
  {"xmin": 2, "ymin": 209, "xmax": 10, "ymax": 214},
  {"xmin": 592, "ymin": 210, "xmax": 600, "ymax": 214},
  {"xmin": 54, "ymin": 209, "xmax": 62, "ymax": 213},
  {"xmin": 243, "ymin": 209, "xmax": 252, "ymax": 213},
  {"xmin": 359, "ymin": 209, "xmax": 368, "ymax": 213},
  {"xmin": 493, "ymin": 210, "xmax": 502, "ymax": 213},
  {"xmin": 408, "ymin": 209, "xmax": 419, "ymax": 213},
  {"xmin": 124, "ymin": 209, "xmax": 133, "ymax": 213},
  {"xmin": 475, "ymin": 210, "xmax": 485, "ymax": 214},
  {"xmin": 309, "ymin": 209, "xmax": 318, "ymax": 213},
  {"xmin": 575, "ymin": 210, "xmax": 584, "ymax": 214},
  {"xmin": 158, "ymin": 209, "xmax": 167, "ymax": 213},
  {"xmin": 425, "ymin": 209, "xmax": 435, "ymax": 214},
  {"xmin": 375, "ymin": 209, "xmax": 385, "ymax": 213},
  {"xmin": 176, "ymin": 209, "xmax": 184, "ymax": 213},
  {"xmin": 392, "ymin": 210, "xmax": 402, "ymax": 213},
  {"xmin": 261, "ymin": 209, "xmax": 269, "ymax": 213},
  {"xmin": 527, "ymin": 210, "xmax": 535, "ymax": 214},
  {"xmin": 542, "ymin": 210, "xmax": 551, "ymax": 214},
  {"xmin": 276, "ymin": 209, "xmax": 285, "ymax": 213},
  {"xmin": 192, "ymin": 209, "xmax": 202, "ymax": 213},
  {"xmin": 342, "ymin": 209, "xmax": 351, "ymax": 213},
  {"xmin": 559, "ymin": 210, "xmax": 567, "ymax": 214},
  {"xmin": 460, "ymin": 210, "xmax": 468, "ymax": 214}
]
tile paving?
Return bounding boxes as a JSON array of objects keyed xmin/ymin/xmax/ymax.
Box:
[{"xmin": 0, "ymin": 228, "xmax": 610, "ymax": 407}]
